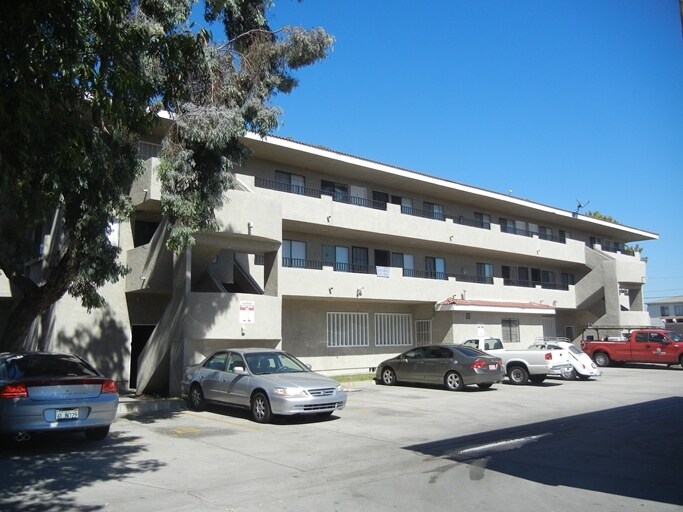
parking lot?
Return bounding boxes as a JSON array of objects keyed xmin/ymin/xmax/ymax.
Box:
[{"xmin": 1, "ymin": 365, "xmax": 682, "ymax": 512}]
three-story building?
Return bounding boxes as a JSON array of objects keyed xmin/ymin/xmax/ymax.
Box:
[{"xmin": 2, "ymin": 131, "xmax": 658, "ymax": 395}]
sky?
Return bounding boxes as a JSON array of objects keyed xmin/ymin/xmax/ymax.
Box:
[{"xmin": 212, "ymin": 1, "xmax": 683, "ymax": 304}]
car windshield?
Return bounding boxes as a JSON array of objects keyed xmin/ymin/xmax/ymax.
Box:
[
  {"xmin": 452, "ymin": 345, "xmax": 489, "ymax": 358},
  {"xmin": 2, "ymin": 354, "xmax": 99, "ymax": 380},
  {"xmin": 567, "ymin": 345, "xmax": 584, "ymax": 354},
  {"xmin": 244, "ymin": 352, "xmax": 310, "ymax": 375}
]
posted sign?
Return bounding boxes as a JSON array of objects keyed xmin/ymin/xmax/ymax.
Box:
[{"xmin": 239, "ymin": 301, "xmax": 255, "ymax": 324}]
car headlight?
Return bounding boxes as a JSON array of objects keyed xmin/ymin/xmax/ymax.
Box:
[
  {"xmin": 273, "ymin": 387, "xmax": 307, "ymax": 397},
  {"xmin": 336, "ymin": 384, "xmax": 343, "ymax": 392}
]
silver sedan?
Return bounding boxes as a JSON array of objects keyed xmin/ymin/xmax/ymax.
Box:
[
  {"xmin": 181, "ymin": 348, "xmax": 347, "ymax": 423},
  {"xmin": 0, "ymin": 352, "xmax": 119, "ymax": 442}
]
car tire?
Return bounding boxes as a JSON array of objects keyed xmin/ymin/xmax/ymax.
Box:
[
  {"xmin": 444, "ymin": 371, "xmax": 464, "ymax": 391},
  {"xmin": 594, "ymin": 352, "xmax": 611, "ymax": 367},
  {"xmin": 477, "ymin": 383, "xmax": 493, "ymax": 390},
  {"xmin": 188, "ymin": 383, "xmax": 205, "ymax": 411},
  {"xmin": 577, "ymin": 374, "xmax": 591, "ymax": 381},
  {"xmin": 679, "ymin": 355, "xmax": 683, "ymax": 369},
  {"xmin": 507, "ymin": 365, "xmax": 529, "ymax": 385},
  {"xmin": 85, "ymin": 426, "xmax": 110, "ymax": 441},
  {"xmin": 251, "ymin": 392, "xmax": 272, "ymax": 424},
  {"xmin": 381, "ymin": 367, "xmax": 397, "ymax": 386},
  {"xmin": 562, "ymin": 368, "xmax": 577, "ymax": 381}
]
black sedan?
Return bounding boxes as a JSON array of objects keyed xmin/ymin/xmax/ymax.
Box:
[{"xmin": 375, "ymin": 344, "xmax": 505, "ymax": 391}]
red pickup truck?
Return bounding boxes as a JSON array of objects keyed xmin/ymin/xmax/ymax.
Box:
[{"xmin": 581, "ymin": 329, "xmax": 683, "ymax": 368}]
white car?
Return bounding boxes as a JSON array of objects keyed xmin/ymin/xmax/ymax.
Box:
[{"xmin": 528, "ymin": 339, "xmax": 601, "ymax": 380}]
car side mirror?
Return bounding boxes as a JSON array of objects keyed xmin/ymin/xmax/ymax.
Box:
[
  {"xmin": 233, "ymin": 366, "xmax": 248, "ymax": 375},
  {"xmin": 661, "ymin": 339, "xmax": 671, "ymax": 345}
]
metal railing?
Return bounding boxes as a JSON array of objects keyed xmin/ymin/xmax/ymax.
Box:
[{"xmin": 450, "ymin": 273, "xmax": 494, "ymax": 285}]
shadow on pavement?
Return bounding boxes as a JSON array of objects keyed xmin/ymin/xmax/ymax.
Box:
[
  {"xmin": 0, "ymin": 430, "xmax": 163, "ymax": 512},
  {"xmin": 404, "ymin": 396, "xmax": 683, "ymax": 506}
]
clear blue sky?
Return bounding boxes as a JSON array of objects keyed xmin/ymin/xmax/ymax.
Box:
[{"xmin": 217, "ymin": 1, "xmax": 683, "ymax": 303}]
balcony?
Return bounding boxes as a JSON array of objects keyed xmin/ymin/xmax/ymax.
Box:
[{"xmin": 251, "ymin": 174, "xmax": 585, "ymax": 265}]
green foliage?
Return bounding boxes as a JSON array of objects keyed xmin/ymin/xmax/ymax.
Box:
[
  {"xmin": 585, "ymin": 210, "xmax": 620, "ymax": 224},
  {"xmin": 0, "ymin": 0, "xmax": 333, "ymax": 348}
]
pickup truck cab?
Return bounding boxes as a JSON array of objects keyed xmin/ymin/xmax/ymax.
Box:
[
  {"xmin": 461, "ymin": 337, "xmax": 574, "ymax": 385},
  {"xmin": 581, "ymin": 329, "xmax": 683, "ymax": 368}
]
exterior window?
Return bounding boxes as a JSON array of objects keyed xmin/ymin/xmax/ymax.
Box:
[
  {"xmin": 502, "ymin": 319, "xmax": 520, "ymax": 344},
  {"xmin": 283, "ymin": 240, "xmax": 306, "ymax": 267},
  {"xmin": 415, "ymin": 320, "xmax": 432, "ymax": 346},
  {"xmin": 474, "ymin": 212, "xmax": 491, "ymax": 229},
  {"xmin": 327, "ymin": 313, "xmax": 369, "ymax": 347},
  {"xmin": 375, "ymin": 313, "xmax": 413, "ymax": 347},
  {"xmin": 351, "ymin": 246, "xmax": 369, "ymax": 273},
  {"xmin": 660, "ymin": 306, "xmax": 670, "ymax": 316},
  {"xmin": 538, "ymin": 226, "xmax": 552, "ymax": 240},
  {"xmin": 561, "ymin": 273, "xmax": 575, "ymax": 288},
  {"xmin": 321, "ymin": 180, "xmax": 349, "ymax": 202},
  {"xmin": 275, "ymin": 170, "xmax": 305, "ymax": 194},
  {"xmin": 425, "ymin": 257, "xmax": 446, "ymax": 279},
  {"xmin": 423, "ymin": 201, "xmax": 444, "ymax": 220},
  {"xmin": 138, "ymin": 141, "xmax": 161, "ymax": 159},
  {"xmin": 541, "ymin": 270, "xmax": 556, "ymax": 288},
  {"xmin": 675, "ymin": 305, "xmax": 683, "ymax": 316},
  {"xmin": 392, "ymin": 195, "xmax": 414, "ymax": 213},
  {"xmin": 559, "ymin": 230, "xmax": 568, "ymax": 243},
  {"xmin": 322, "ymin": 245, "xmax": 350, "ymax": 272},
  {"xmin": 476, "ymin": 263, "xmax": 494, "ymax": 284},
  {"xmin": 531, "ymin": 268, "xmax": 542, "ymax": 286}
]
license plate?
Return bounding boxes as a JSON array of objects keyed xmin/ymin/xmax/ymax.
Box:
[
  {"xmin": 56, "ymin": 408, "xmax": 79, "ymax": 420},
  {"xmin": 488, "ymin": 364, "xmax": 497, "ymax": 370}
]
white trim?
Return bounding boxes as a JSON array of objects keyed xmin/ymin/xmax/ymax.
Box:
[{"xmin": 435, "ymin": 304, "xmax": 556, "ymax": 315}]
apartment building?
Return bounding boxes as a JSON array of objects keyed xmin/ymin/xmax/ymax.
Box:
[
  {"xmin": 0, "ymin": 132, "xmax": 658, "ymax": 395},
  {"xmin": 647, "ymin": 296, "xmax": 683, "ymax": 335}
]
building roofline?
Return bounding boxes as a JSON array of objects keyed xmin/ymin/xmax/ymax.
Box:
[{"xmin": 244, "ymin": 132, "xmax": 659, "ymax": 242}]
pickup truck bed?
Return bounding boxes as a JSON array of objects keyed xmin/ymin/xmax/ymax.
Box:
[{"xmin": 461, "ymin": 337, "xmax": 573, "ymax": 385}]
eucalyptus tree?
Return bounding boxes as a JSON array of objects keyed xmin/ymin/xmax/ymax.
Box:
[{"xmin": 0, "ymin": 0, "xmax": 333, "ymax": 351}]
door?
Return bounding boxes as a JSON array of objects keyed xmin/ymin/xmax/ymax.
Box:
[
  {"xmin": 352, "ymin": 246, "xmax": 369, "ymax": 273},
  {"xmin": 223, "ymin": 352, "xmax": 251, "ymax": 406},
  {"xmin": 632, "ymin": 331, "xmax": 672, "ymax": 363},
  {"xmin": 199, "ymin": 352, "xmax": 229, "ymax": 402},
  {"xmin": 395, "ymin": 347, "xmax": 428, "ymax": 382},
  {"xmin": 335, "ymin": 246, "xmax": 349, "ymax": 272},
  {"xmin": 420, "ymin": 345, "xmax": 453, "ymax": 384},
  {"xmin": 350, "ymin": 185, "xmax": 367, "ymax": 205},
  {"xmin": 375, "ymin": 249, "xmax": 390, "ymax": 267}
]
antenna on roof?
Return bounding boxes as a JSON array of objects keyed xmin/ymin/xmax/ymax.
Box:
[{"xmin": 574, "ymin": 199, "xmax": 590, "ymax": 214}]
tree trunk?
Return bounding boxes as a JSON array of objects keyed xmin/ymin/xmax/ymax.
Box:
[{"xmin": 0, "ymin": 249, "xmax": 74, "ymax": 352}]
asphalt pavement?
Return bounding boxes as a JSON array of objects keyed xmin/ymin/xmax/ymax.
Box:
[{"xmin": 1, "ymin": 365, "xmax": 682, "ymax": 512}]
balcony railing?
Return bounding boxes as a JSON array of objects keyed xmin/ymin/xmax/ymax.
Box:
[
  {"xmin": 403, "ymin": 269, "xmax": 448, "ymax": 280},
  {"xmin": 401, "ymin": 206, "xmax": 445, "ymax": 221},
  {"xmin": 282, "ymin": 258, "xmax": 323, "ymax": 269},
  {"xmin": 456, "ymin": 217, "xmax": 491, "ymax": 230},
  {"xmin": 255, "ymin": 177, "xmax": 322, "ymax": 198},
  {"xmin": 450, "ymin": 273, "xmax": 494, "ymax": 285},
  {"xmin": 254, "ymin": 177, "xmax": 569, "ymax": 240},
  {"xmin": 503, "ymin": 279, "xmax": 569, "ymax": 291}
]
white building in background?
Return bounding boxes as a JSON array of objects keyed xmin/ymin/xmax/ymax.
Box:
[
  {"xmin": 647, "ymin": 295, "xmax": 683, "ymax": 333},
  {"xmin": 0, "ymin": 130, "xmax": 659, "ymax": 395}
]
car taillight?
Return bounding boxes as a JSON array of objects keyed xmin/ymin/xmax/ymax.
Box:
[
  {"xmin": 101, "ymin": 380, "xmax": 118, "ymax": 394},
  {"xmin": 0, "ymin": 384, "xmax": 28, "ymax": 399},
  {"xmin": 545, "ymin": 352, "xmax": 553, "ymax": 360},
  {"xmin": 471, "ymin": 359, "xmax": 488, "ymax": 369}
]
